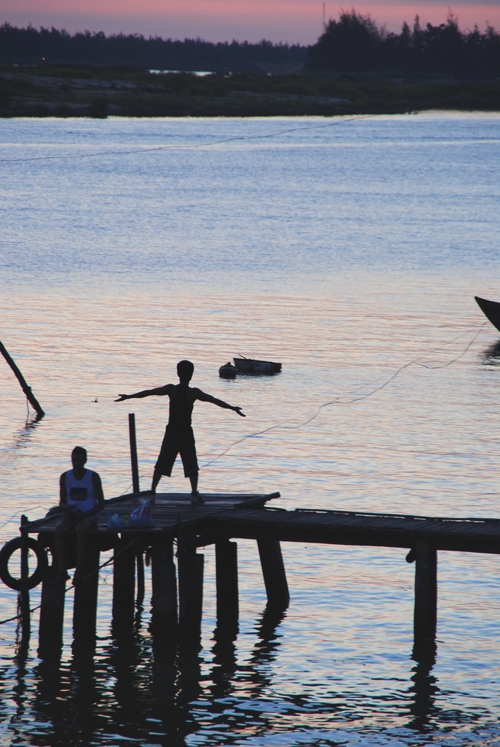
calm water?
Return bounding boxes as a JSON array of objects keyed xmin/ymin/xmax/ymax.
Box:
[{"xmin": 1, "ymin": 113, "xmax": 500, "ymax": 746}]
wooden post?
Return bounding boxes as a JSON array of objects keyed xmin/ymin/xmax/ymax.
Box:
[
  {"xmin": 128, "ymin": 413, "xmax": 140, "ymax": 493},
  {"xmin": 136, "ymin": 549, "xmax": 145, "ymax": 608},
  {"xmin": 0, "ymin": 340, "xmax": 44, "ymax": 419},
  {"xmin": 19, "ymin": 516, "xmax": 31, "ymax": 641},
  {"xmin": 112, "ymin": 536, "xmax": 136, "ymax": 632},
  {"xmin": 413, "ymin": 539, "xmax": 437, "ymax": 649},
  {"xmin": 257, "ymin": 537, "xmax": 289, "ymax": 610},
  {"xmin": 73, "ymin": 536, "xmax": 100, "ymax": 643},
  {"xmin": 215, "ymin": 539, "xmax": 239, "ymax": 637},
  {"xmin": 38, "ymin": 563, "xmax": 65, "ymax": 659},
  {"xmin": 151, "ymin": 537, "xmax": 177, "ymax": 631},
  {"xmin": 178, "ymin": 530, "xmax": 204, "ymax": 638}
]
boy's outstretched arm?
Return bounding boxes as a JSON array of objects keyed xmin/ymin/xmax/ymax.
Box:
[
  {"xmin": 196, "ymin": 389, "xmax": 246, "ymax": 416},
  {"xmin": 115, "ymin": 385, "xmax": 171, "ymax": 402}
]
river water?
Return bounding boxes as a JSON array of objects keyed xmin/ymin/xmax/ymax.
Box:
[{"xmin": 0, "ymin": 113, "xmax": 500, "ymax": 746}]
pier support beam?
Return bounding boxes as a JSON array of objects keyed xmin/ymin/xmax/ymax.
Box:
[
  {"xmin": 413, "ymin": 539, "xmax": 437, "ymax": 650},
  {"xmin": 73, "ymin": 537, "xmax": 100, "ymax": 644},
  {"xmin": 112, "ymin": 536, "xmax": 136, "ymax": 633},
  {"xmin": 215, "ymin": 539, "xmax": 239, "ymax": 638},
  {"xmin": 257, "ymin": 538, "xmax": 289, "ymax": 610},
  {"xmin": 151, "ymin": 537, "xmax": 177, "ymax": 631},
  {"xmin": 38, "ymin": 563, "xmax": 65, "ymax": 659},
  {"xmin": 178, "ymin": 530, "xmax": 204, "ymax": 639}
]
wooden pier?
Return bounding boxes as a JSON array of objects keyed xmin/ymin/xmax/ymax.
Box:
[{"xmin": 9, "ymin": 492, "xmax": 500, "ymax": 659}]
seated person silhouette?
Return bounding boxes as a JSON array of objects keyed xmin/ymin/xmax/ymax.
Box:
[
  {"xmin": 116, "ymin": 359, "xmax": 245, "ymax": 503},
  {"xmin": 55, "ymin": 446, "xmax": 104, "ymax": 584}
]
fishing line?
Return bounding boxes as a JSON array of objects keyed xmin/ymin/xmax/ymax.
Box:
[
  {"xmin": 202, "ymin": 322, "xmax": 487, "ymax": 468},
  {"xmin": 2, "ymin": 82, "xmax": 500, "ymax": 164}
]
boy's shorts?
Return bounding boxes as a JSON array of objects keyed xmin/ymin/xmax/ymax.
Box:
[{"xmin": 155, "ymin": 425, "xmax": 199, "ymax": 477}]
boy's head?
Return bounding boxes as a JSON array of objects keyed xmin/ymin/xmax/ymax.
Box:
[
  {"xmin": 71, "ymin": 446, "xmax": 87, "ymax": 467},
  {"xmin": 177, "ymin": 360, "xmax": 194, "ymax": 383}
]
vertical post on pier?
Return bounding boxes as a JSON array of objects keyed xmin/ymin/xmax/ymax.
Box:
[
  {"xmin": 73, "ymin": 536, "xmax": 100, "ymax": 643},
  {"xmin": 128, "ymin": 413, "xmax": 140, "ymax": 494},
  {"xmin": 215, "ymin": 539, "xmax": 239, "ymax": 637},
  {"xmin": 136, "ymin": 549, "xmax": 145, "ymax": 609},
  {"xmin": 38, "ymin": 563, "xmax": 66, "ymax": 659},
  {"xmin": 112, "ymin": 535, "xmax": 136, "ymax": 632},
  {"xmin": 19, "ymin": 516, "xmax": 31, "ymax": 641},
  {"xmin": 178, "ymin": 529, "xmax": 204, "ymax": 638},
  {"xmin": 151, "ymin": 536, "xmax": 178, "ymax": 631},
  {"xmin": 413, "ymin": 539, "xmax": 437, "ymax": 649},
  {"xmin": 257, "ymin": 537, "xmax": 289, "ymax": 610}
]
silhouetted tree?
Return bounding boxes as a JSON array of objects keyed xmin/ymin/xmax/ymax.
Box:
[{"xmin": 308, "ymin": 9, "xmax": 500, "ymax": 75}]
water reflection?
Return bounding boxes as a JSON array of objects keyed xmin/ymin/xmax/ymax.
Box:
[
  {"xmin": 9, "ymin": 415, "xmax": 44, "ymax": 452},
  {"xmin": 480, "ymin": 339, "xmax": 500, "ymax": 365},
  {"xmin": 1, "ymin": 607, "xmax": 495, "ymax": 747},
  {"xmin": 408, "ymin": 642, "xmax": 438, "ymax": 732}
]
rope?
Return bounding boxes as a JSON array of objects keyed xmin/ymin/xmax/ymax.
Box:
[
  {"xmin": 2, "ymin": 83, "xmax": 500, "ymax": 165},
  {"xmin": 202, "ymin": 322, "xmax": 487, "ymax": 468}
]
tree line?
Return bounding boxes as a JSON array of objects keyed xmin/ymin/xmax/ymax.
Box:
[
  {"xmin": 1, "ymin": 13, "xmax": 500, "ymax": 75},
  {"xmin": 0, "ymin": 23, "xmax": 306, "ymax": 71},
  {"xmin": 308, "ymin": 10, "xmax": 500, "ymax": 75}
]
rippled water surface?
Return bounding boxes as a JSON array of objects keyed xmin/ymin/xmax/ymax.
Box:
[{"xmin": 1, "ymin": 113, "xmax": 500, "ymax": 746}]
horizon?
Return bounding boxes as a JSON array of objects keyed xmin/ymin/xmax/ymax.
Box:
[{"xmin": 1, "ymin": 3, "xmax": 499, "ymax": 46}]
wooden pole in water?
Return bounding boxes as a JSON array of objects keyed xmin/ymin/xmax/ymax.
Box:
[
  {"xmin": 0, "ymin": 340, "xmax": 45, "ymax": 419},
  {"xmin": 178, "ymin": 529, "xmax": 204, "ymax": 638},
  {"xmin": 128, "ymin": 413, "xmax": 140, "ymax": 493},
  {"xmin": 257, "ymin": 537, "xmax": 290, "ymax": 610},
  {"xmin": 151, "ymin": 537, "xmax": 178, "ymax": 631},
  {"xmin": 38, "ymin": 563, "xmax": 66, "ymax": 659},
  {"xmin": 19, "ymin": 516, "xmax": 31, "ymax": 641},
  {"xmin": 413, "ymin": 539, "xmax": 437, "ymax": 649},
  {"xmin": 73, "ymin": 537, "xmax": 100, "ymax": 644},
  {"xmin": 215, "ymin": 539, "xmax": 239, "ymax": 637},
  {"xmin": 112, "ymin": 536, "xmax": 136, "ymax": 632}
]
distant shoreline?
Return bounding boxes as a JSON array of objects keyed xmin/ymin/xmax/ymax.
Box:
[{"xmin": 1, "ymin": 66, "xmax": 500, "ymax": 117}]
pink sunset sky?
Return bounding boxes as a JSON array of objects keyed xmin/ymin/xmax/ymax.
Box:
[{"xmin": 1, "ymin": 0, "xmax": 499, "ymax": 45}]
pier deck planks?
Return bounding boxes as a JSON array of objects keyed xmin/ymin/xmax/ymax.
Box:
[{"xmin": 24, "ymin": 494, "xmax": 500, "ymax": 556}]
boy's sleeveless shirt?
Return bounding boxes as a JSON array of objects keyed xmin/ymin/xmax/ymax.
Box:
[
  {"xmin": 65, "ymin": 469, "xmax": 96, "ymax": 513},
  {"xmin": 168, "ymin": 385, "xmax": 194, "ymax": 428}
]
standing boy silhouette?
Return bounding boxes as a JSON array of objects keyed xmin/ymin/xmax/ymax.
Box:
[{"xmin": 116, "ymin": 360, "xmax": 245, "ymax": 502}]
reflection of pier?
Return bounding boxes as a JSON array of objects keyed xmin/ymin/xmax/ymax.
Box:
[{"xmin": 12, "ymin": 493, "xmax": 500, "ymax": 661}]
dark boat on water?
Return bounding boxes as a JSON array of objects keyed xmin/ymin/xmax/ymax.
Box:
[
  {"xmin": 233, "ymin": 357, "xmax": 281, "ymax": 375},
  {"xmin": 475, "ymin": 296, "xmax": 500, "ymax": 332},
  {"xmin": 219, "ymin": 358, "xmax": 282, "ymax": 377}
]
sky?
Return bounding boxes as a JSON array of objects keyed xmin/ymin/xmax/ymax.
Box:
[{"xmin": 1, "ymin": 0, "xmax": 500, "ymax": 45}]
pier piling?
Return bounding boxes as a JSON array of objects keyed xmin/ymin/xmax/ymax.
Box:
[
  {"xmin": 112, "ymin": 537, "xmax": 136, "ymax": 631},
  {"xmin": 178, "ymin": 530, "xmax": 204, "ymax": 638},
  {"xmin": 73, "ymin": 537, "xmax": 100, "ymax": 643},
  {"xmin": 38, "ymin": 564, "xmax": 65, "ymax": 659},
  {"xmin": 257, "ymin": 538, "xmax": 289, "ymax": 610},
  {"xmin": 413, "ymin": 539, "xmax": 437, "ymax": 648},
  {"xmin": 151, "ymin": 537, "xmax": 178, "ymax": 630},
  {"xmin": 215, "ymin": 539, "xmax": 239, "ymax": 637}
]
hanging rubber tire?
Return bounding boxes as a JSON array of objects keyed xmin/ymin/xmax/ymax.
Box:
[{"xmin": 0, "ymin": 536, "xmax": 48, "ymax": 591}]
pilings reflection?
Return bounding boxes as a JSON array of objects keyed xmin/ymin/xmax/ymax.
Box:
[{"xmin": 8, "ymin": 600, "xmax": 445, "ymax": 746}]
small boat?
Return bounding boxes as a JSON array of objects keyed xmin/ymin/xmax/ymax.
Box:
[
  {"xmin": 219, "ymin": 362, "xmax": 237, "ymax": 379},
  {"xmin": 475, "ymin": 296, "xmax": 500, "ymax": 333},
  {"xmin": 233, "ymin": 357, "xmax": 281, "ymax": 375}
]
